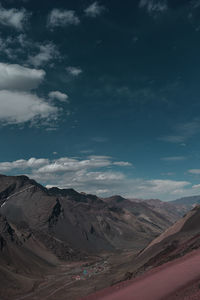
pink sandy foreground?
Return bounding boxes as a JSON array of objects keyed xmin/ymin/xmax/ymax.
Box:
[{"xmin": 82, "ymin": 249, "xmax": 200, "ymax": 300}]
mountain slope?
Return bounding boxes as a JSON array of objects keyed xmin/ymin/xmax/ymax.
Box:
[
  {"xmin": 104, "ymin": 196, "xmax": 175, "ymax": 233},
  {"xmin": 144, "ymin": 198, "xmax": 187, "ymax": 223},
  {"xmin": 170, "ymin": 195, "xmax": 200, "ymax": 211},
  {"xmin": 132, "ymin": 204, "xmax": 200, "ymax": 278},
  {"xmin": 0, "ymin": 213, "xmax": 60, "ymax": 300},
  {"xmin": 0, "ymin": 174, "xmax": 173, "ymax": 256}
]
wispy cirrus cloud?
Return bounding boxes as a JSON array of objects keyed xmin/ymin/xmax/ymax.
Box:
[
  {"xmin": 139, "ymin": 0, "xmax": 168, "ymax": 15},
  {"xmin": 27, "ymin": 42, "xmax": 60, "ymax": 67},
  {"xmin": 84, "ymin": 2, "xmax": 105, "ymax": 18},
  {"xmin": 0, "ymin": 34, "xmax": 61, "ymax": 67},
  {"xmin": 192, "ymin": 0, "xmax": 200, "ymax": 9},
  {"xmin": 66, "ymin": 66, "xmax": 83, "ymax": 76},
  {"xmin": 159, "ymin": 120, "xmax": 200, "ymax": 143},
  {"xmin": 49, "ymin": 91, "xmax": 69, "ymax": 103},
  {"xmin": 161, "ymin": 156, "xmax": 186, "ymax": 161},
  {"xmin": 47, "ymin": 9, "xmax": 80, "ymax": 28}
]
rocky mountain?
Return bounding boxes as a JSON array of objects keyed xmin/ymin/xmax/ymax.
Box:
[
  {"xmin": 0, "ymin": 213, "xmax": 60, "ymax": 299},
  {"xmin": 0, "ymin": 174, "xmax": 183, "ymax": 299},
  {"xmin": 170, "ymin": 195, "xmax": 200, "ymax": 211},
  {"xmin": 131, "ymin": 204, "xmax": 200, "ymax": 279},
  {"xmin": 144, "ymin": 198, "xmax": 187, "ymax": 223},
  {"xmin": 0, "ymin": 174, "xmax": 174, "ymax": 257},
  {"xmin": 103, "ymin": 195, "xmax": 177, "ymax": 231},
  {"xmin": 1, "ymin": 174, "xmax": 197, "ymax": 299}
]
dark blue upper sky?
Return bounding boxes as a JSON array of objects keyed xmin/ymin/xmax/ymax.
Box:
[{"xmin": 0, "ymin": 0, "xmax": 200, "ymax": 200}]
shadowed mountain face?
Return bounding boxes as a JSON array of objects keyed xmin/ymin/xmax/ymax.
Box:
[{"xmin": 0, "ymin": 213, "xmax": 61, "ymax": 300}]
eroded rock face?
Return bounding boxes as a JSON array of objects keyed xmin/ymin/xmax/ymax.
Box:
[{"xmin": 0, "ymin": 214, "xmax": 16, "ymax": 249}]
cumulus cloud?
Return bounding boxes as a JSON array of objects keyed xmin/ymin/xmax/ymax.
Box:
[
  {"xmin": 47, "ymin": 9, "xmax": 80, "ymax": 28},
  {"xmin": 0, "ymin": 62, "xmax": 64, "ymax": 127},
  {"xmin": 66, "ymin": 66, "xmax": 83, "ymax": 76},
  {"xmin": 0, "ymin": 90, "xmax": 58, "ymax": 125},
  {"xmin": 0, "ymin": 4, "xmax": 30, "ymax": 30},
  {"xmin": 0, "ymin": 158, "xmax": 49, "ymax": 172},
  {"xmin": 139, "ymin": 0, "xmax": 168, "ymax": 14},
  {"xmin": 36, "ymin": 156, "xmax": 113, "ymax": 174},
  {"xmin": 49, "ymin": 91, "xmax": 69, "ymax": 102},
  {"xmin": 27, "ymin": 42, "xmax": 59, "ymax": 67},
  {"xmin": 0, "ymin": 156, "xmax": 129, "ymax": 193},
  {"xmin": 0, "ymin": 156, "xmax": 196, "ymax": 200},
  {"xmin": 0, "ymin": 63, "xmax": 45, "ymax": 90},
  {"xmin": 84, "ymin": 2, "xmax": 105, "ymax": 18}
]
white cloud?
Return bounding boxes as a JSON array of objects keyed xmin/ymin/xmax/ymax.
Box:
[
  {"xmin": 49, "ymin": 91, "xmax": 69, "ymax": 102},
  {"xmin": 188, "ymin": 169, "xmax": 200, "ymax": 174},
  {"xmin": 142, "ymin": 179, "xmax": 190, "ymax": 195},
  {"xmin": 66, "ymin": 66, "xmax": 83, "ymax": 76},
  {"xmin": 161, "ymin": 156, "xmax": 186, "ymax": 161},
  {"xmin": 113, "ymin": 161, "xmax": 132, "ymax": 166},
  {"xmin": 0, "ymin": 4, "xmax": 30, "ymax": 30},
  {"xmin": 84, "ymin": 2, "xmax": 105, "ymax": 18},
  {"xmin": 28, "ymin": 42, "xmax": 59, "ymax": 67},
  {"xmin": 47, "ymin": 9, "xmax": 80, "ymax": 28},
  {"xmin": 192, "ymin": 184, "xmax": 200, "ymax": 189},
  {"xmin": 0, "ymin": 63, "xmax": 45, "ymax": 90},
  {"xmin": 36, "ymin": 156, "xmax": 112, "ymax": 174},
  {"xmin": 0, "ymin": 90, "xmax": 58, "ymax": 125},
  {"xmin": 0, "ymin": 158, "xmax": 49, "ymax": 172},
  {"xmin": 139, "ymin": 0, "xmax": 168, "ymax": 14},
  {"xmin": 0, "ymin": 156, "xmax": 196, "ymax": 200},
  {"xmin": 0, "ymin": 62, "xmax": 66, "ymax": 127}
]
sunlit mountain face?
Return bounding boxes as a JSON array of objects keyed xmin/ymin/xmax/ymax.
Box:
[{"xmin": 0, "ymin": 0, "xmax": 200, "ymax": 200}]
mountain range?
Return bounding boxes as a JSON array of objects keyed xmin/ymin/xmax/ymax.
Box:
[{"xmin": 0, "ymin": 174, "xmax": 200, "ymax": 299}]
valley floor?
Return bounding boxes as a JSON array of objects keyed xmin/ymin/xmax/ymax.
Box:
[
  {"xmin": 82, "ymin": 249, "xmax": 200, "ymax": 300},
  {"xmin": 1, "ymin": 250, "xmax": 136, "ymax": 300}
]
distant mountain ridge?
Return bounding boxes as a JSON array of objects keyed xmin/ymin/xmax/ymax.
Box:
[{"xmin": 170, "ymin": 195, "xmax": 200, "ymax": 208}]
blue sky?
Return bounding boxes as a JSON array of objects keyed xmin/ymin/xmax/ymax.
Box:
[{"xmin": 1, "ymin": 0, "xmax": 200, "ymax": 200}]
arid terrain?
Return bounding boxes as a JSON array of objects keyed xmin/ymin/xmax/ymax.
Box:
[{"xmin": 1, "ymin": 174, "xmax": 200, "ymax": 300}]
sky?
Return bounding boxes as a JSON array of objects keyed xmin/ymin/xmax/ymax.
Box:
[{"xmin": 1, "ymin": 0, "xmax": 200, "ymax": 200}]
